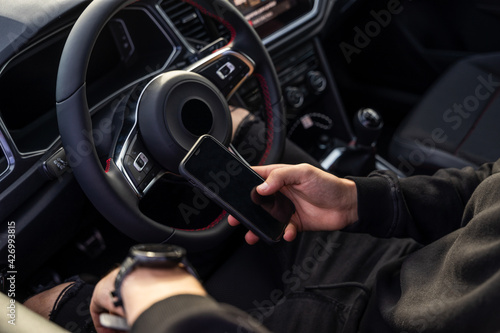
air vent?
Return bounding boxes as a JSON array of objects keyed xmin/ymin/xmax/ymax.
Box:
[{"xmin": 160, "ymin": 0, "xmax": 231, "ymax": 49}]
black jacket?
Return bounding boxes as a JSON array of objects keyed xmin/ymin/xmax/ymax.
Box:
[{"xmin": 132, "ymin": 160, "xmax": 500, "ymax": 332}]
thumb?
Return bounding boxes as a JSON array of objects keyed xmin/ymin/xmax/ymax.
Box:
[{"xmin": 256, "ymin": 181, "xmax": 271, "ymax": 194}]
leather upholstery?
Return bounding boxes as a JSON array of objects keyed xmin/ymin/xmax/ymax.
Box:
[{"xmin": 389, "ymin": 52, "xmax": 500, "ymax": 175}]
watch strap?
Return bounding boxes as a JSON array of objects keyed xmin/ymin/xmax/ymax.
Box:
[
  {"xmin": 111, "ymin": 245, "xmax": 198, "ymax": 309},
  {"xmin": 112, "ymin": 256, "xmax": 136, "ymax": 307}
]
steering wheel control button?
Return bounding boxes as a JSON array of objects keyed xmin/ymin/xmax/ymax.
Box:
[
  {"xmin": 121, "ymin": 137, "xmax": 148, "ymax": 184},
  {"xmin": 133, "ymin": 153, "xmax": 148, "ymax": 172},
  {"xmin": 124, "ymin": 155, "xmax": 144, "ymax": 186},
  {"xmin": 138, "ymin": 166, "xmax": 161, "ymax": 192},
  {"xmin": 216, "ymin": 62, "xmax": 236, "ymax": 80},
  {"xmin": 43, "ymin": 148, "xmax": 69, "ymax": 179},
  {"xmin": 197, "ymin": 55, "xmax": 250, "ymax": 97}
]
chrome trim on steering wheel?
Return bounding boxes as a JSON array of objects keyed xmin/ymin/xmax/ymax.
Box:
[
  {"xmin": 186, "ymin": 48, "xmax": 255, "ymax": 99},
  {"xmin": 114, "ymin": 48, "xmax": 254, "ymax": 197}
]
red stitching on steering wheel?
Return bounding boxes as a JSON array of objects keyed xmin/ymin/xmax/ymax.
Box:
[
  {"xmin": 177, "ymin": 211, "xmax": 228, "ymax": 231},
  {"xmin": 105, "ymin": 158, "xmax": 112, "ymax": 173},
  {"xmin": 254, "ymin": 73, "xmax": 274, "ymax": 166}
]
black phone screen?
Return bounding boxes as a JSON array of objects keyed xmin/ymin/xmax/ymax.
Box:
[{"xmin": 180, "ymin": 135, "xmax": 294, "ymax": 243}]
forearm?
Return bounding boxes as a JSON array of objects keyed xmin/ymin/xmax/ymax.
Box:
[
  {"xmin": 121, "ymin": 267, "xmax": 270, "ymax": 333},
  {"xmin": 132, "ymin": 295, "xmax": 270, "ymax": 333},
  {"xmin": 121, "ymin": 266, "xmax": 206, "ymax": 325}
]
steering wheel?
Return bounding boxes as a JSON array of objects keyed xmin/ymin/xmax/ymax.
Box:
[{"xmin": 56, "ymin": 0, "xmax": 285, "ymax": 251}]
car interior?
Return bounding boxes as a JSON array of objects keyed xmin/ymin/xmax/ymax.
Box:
[{"xmin": 2, "ymin": 0, "xmax": 500, "ymax": 330}]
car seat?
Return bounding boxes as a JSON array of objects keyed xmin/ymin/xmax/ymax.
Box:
[{"xmin": 389, "ymin": 52, "xmax": 500, "ymax": 175}]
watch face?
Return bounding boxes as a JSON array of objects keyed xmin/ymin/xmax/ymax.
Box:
[{"xmin": 131, "ymin": 244, "xmax": 186, "ymax": 260}]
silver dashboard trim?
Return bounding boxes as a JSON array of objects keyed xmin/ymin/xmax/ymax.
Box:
[
  {"xmin": 262, "ymin": 0, "xmax": 320, "ymax": 46},
  {"xmin": 0, "ymin": 23, "xmax": 75, "ymax": 159},
  {"xmin": 0, "ymin": 124, "xmax": 15, "ymax": 180}
]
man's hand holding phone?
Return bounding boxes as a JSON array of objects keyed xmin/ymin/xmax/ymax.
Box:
[
  {"xmin": 228, "ymin": 164, "xmax": 359, "ymax": 244},
  {"xmin": 180, "ymin": 135, "xmax": 295, "ymax": 244}
]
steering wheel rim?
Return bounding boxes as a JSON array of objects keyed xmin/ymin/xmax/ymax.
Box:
[{"xmin": 56, "ymin": 0, "xmax": 286, "ymax": 251}]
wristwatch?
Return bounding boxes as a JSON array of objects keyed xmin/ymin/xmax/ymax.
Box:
[{"xmin": 112, "ymin": 243, "xmax": 198, "ymax": 308}]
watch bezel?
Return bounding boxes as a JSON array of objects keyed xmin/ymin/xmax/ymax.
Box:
[{"xmin": 130, "ymin": 244, "xmax": 186, "ymax": 262}]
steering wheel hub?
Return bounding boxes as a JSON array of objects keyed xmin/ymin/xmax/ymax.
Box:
[{"xmin": 138, "ymin": 71, "xmax": 231, "ymax": 172}]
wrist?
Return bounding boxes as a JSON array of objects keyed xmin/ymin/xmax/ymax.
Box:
[
  {"xmin": 121, "ymin": 266, "xmax": 206, "ymax": 326},
  {"xmin": 111, "ymin": 243, "xmax": 202, "ymax": 326},
  {"xmin": 341, "ymin": 178, "xmax": 359, "ymax": 226}
]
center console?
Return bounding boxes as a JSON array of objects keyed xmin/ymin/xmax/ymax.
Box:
[
  {"xmin": 274, "ymin": 42, "xmax": 325, "ymax": 117},
  {"xmin": 274, "ymin": 39, "xmax": 354, "ymax": 159},
  {"xmin": 235, "ymin": 37, "xmax": 353, "ymax": 162},
  {"xmin": 228, "ymin": 0, "xmax": 401, "ymax": 176}
]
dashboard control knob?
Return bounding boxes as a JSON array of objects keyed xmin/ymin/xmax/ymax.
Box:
[
  {"xmin": 285, "ymin": 86, "xmax": 305, "ymax": 109},
  {"xmin": 306, "ymin": 71, "xmax": 327, "ymax": 94}
]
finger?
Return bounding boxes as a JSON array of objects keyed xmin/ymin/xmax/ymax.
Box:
[
  {"xmin": 90, "ymin": 311, "xmax": 102, "ymax": 333},
  {"xmin": 283, "ymin": 224, "xmax": 298, "ymax": 242},
  {"xmin": 252, "ymin": 164, "xmax": 288, "ymax": 179},
  {"xmin": 227, "ymin": 215, "xmax": 240, "ymax": 227},
  {"xmin": 244, "ymin": 231, "xmax": 260, "ymax": 245},
  {"xmin": 90, "ymin": 268, "xmax": 125, "ymax": 331}
]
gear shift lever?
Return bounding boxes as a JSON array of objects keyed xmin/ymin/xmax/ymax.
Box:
[
  {"xmin": 354, "ymin": 108, "xmax": 383, "ymax": 147},
  {"xmin": 330, "ymin": 108, "xmax": 383, "ymax": 176}
]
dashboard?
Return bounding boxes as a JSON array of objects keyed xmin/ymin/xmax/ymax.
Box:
[
  {"xmin": 0, "ymin": 0, "xmax": 338, "ymax": 275},
  {"xmin": 0, "ymin": 0, "xmax": 331, "ymax": 188}
]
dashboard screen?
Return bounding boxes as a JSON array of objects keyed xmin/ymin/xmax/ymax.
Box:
[{"xmin": 229, "ymin": 0, "xmax": 313, "ymax": 38}]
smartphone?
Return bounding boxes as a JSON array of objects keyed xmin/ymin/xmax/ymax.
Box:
[{"xmin": 179, "ymin": 135, "xmax": 295, "ymax": 244}]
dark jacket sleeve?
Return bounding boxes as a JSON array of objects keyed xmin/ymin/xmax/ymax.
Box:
[
  {"xmin": 346, "ymin": 159, "xmax": 500, "ymax": 244},
  {"xmin": 131, "ymin": 294, "xmax": 271, "ymax": 333}
]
